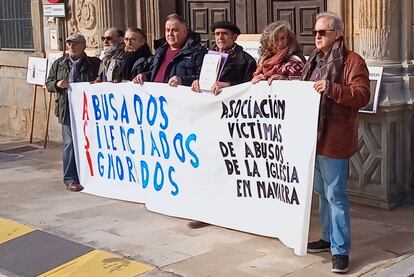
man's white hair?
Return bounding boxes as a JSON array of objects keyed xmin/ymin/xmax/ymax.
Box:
[{"xmin": 316, "ymin": 11, "xmax": 344, "ymax": 35}]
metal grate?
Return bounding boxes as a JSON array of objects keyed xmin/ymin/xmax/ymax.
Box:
[{"xmin": 0, "ymin": 0, "xmax": 33, "ymax": 50}]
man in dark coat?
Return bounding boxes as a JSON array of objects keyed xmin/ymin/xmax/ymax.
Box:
[
  {"xmin": 188, "ymin": 22, "xmax": 256, "ymax": 228},
  {"xmin": 121, "ymin": 27, "xmax": 152, "ymax": 81},
  {"xmin": 46, "ymin": 33, "xmax": 100, "ymax": 192},
  {"xmin": 191, "ymin": 20, "xmax": 257, "ymax": 95},
  {"xmin": 133, "ymin": 14, "xmax": 207, "ymax": 86}
]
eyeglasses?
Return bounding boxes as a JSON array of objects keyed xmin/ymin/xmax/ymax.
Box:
[
  {"xmin": 312, "ymin": 29, "xmax": 335, "ymax": 36},
  {"xmin": 101, "ymin": 36, "xmax": 113, "ymax": 41}
]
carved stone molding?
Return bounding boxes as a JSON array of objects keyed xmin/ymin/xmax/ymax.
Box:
[{"xmin": 67, "ymin": 0, "xmax": 99, "ymax": 48}]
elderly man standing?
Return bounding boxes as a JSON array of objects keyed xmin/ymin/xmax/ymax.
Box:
[
  {"xmin": 133, "ymin": 14, "xmax": 206, "ymax": 86},
  {"xmin": 97, "ymin": 27, "xmax": 125, "ymax": 82},
  {"xmin": 188, "ymin": 21, "xmax": 256, "ymax": 229},
  {"xmin": 121, "ymin": 27, "xmax": 152, "ymax": 81},
  {"xmin": 301, "ymin": 12, "xmax": 370, "ymax": 273},
  {"xmin": 191, "ymin": 21, "xmax": 256, "ymax": 95},
  {"xmin": 46, "ymin": 34, "xmax": 100, "ymax": 192}
]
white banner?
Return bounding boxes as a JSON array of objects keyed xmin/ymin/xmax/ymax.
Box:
[{"xmin": 69, "ymin": 81, "xmax": 320, "ymax": 256}]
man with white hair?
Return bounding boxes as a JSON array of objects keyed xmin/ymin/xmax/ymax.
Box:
[
  {"xmin": 46, "ymin": 33, "xmax": 100, "ymax": 192},
  {"xmin": 97, "ymin": 27, "xmax": 125, "ymax": 82},
  {"xmin": 301, "ymin": 12, "xmax": 370, "ymax": 273}
]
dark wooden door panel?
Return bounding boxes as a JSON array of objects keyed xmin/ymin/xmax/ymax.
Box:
[
  {"xmin": 179, "ymin": 0, "xmax": 325, "ymax": 53},
  {"xmin": 268, "ymin": 0, "xmax": 325, "ymax": 55},
  {"xmin": 183, "ymin": 0, "xmax": 232, "ymax": 47}
]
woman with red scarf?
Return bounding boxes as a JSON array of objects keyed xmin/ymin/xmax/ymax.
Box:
[{"xmin": 252, "ymin": 21, "xmax": 305, "ymax": 84}]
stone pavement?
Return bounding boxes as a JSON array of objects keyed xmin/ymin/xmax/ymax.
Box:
[{"xmin": 0, "ymin": 134, "xmax": 413, "ymax": 276}]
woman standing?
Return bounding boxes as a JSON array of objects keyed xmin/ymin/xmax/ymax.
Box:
[{"xmin": 252, "ymin": 21, "xmax": 305, "ymax": 84}]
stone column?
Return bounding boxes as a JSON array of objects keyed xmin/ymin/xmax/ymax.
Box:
[
  {"xmin": 97, "ymin": 0, "xmax": 114, "ymax": 31},
  {"xmin": 348, "ymin": 0, "xmax": 414, "ymax": 208},
  {"xmin": 142, "ymin": 0, "xmax": 176, "ymax": 48}
]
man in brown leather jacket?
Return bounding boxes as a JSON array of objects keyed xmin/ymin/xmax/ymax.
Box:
[{"xmin": 301, "ymin": 12, "xmax": 370, "ymax": 273}]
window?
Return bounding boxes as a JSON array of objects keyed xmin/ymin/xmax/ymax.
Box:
[{"xmin": 0, "ymin": 0, "xmax": 33, "ymax": 50}]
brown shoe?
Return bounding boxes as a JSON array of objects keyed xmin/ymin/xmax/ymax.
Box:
[
  {"xmin": 66, "ymin": 183, "xmax": 84, "ymax": 192},
  {"xmin": 187, "ymin": 221, "xmax": 209, "ymax": 229}
]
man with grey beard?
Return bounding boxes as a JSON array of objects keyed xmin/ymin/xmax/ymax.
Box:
[{"xmin": 97, "ymin": 27, "xmax": 125, "ymax": 82}]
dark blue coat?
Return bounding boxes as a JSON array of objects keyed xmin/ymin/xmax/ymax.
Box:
[{"xmin": 144, "ymin": 32, "xmax": 207, "ymax": 86}]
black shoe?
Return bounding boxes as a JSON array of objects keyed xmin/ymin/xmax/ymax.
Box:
[
  {"xmin": 307, "ymin": 239, "xmax": 331, "ymax": 253},
  {"xmin": 187, "ymin": 221, "xmax": 210, "ymax": 229},
  {"xmin": 332, "ymin": 255, "xmax": 349, "ymax": 273}
]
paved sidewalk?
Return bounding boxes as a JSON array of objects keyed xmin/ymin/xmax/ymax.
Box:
[{"xmin": 0, "ymin": 135, "xmax": 413, "ymax": 276}]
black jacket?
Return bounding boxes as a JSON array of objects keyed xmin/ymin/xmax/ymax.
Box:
[
  {"xmin": 215, "ymin": 44, "xmax": 257, "ymax": 85},
  {"xmin": 46, "ymin": 54, "xmax": 100, "ymax": 123},
  {"xmin": 122, "ymin": 43, "xmax": 153, "ymax": 81},
  {"xmin": 144, "ymin": 31, "xmax": 207, "ymax": 86}
]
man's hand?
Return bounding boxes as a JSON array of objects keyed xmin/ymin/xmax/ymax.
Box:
[
  {"xmin": 56, "ymin": 80, "xmax": 69, "ymax": 89},
  {"xmin": 133, "ymin": 74, "xmax": 146, "ymax": 85},
  {"xmin": 168, "ymin": 76, "xmax": 182, "ymax": 87},
  {"xmin": 251, "ymin": 74, "xmax": 265, "ymax": 84},
  {"xmin": 314, "ymin": 80, "xmax": 328, "ymax": 94},
  {"xmin": 191, "ymin": 80, "xmax": 201, "ymax": 92},
  {"xmin": 211, "ymin": 81, "xmax": 230, "ymax": 95}
]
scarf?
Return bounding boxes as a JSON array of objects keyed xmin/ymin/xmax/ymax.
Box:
[
  {"xmin": 68, "ymin": 55, "xmax": 83, "ymax": 82},
  {"xmin": 253, "ymin": 47, "xmax": 289, "ymax": 78},
  {"xmin": 214, "ymin": 44, "xmax": 237, "ymax": 56},
  {"xmin": 301, "ymin": 37, "xmax": 345, "ymax": 140}
]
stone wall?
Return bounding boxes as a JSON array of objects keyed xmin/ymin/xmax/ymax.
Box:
[
  {"xmin": 0, "ymin": 67, "xmax": 61, "ymax": 142},
  {"xmin": 0, "ymin": 0, "xmax": 61, "ymax": 143}
]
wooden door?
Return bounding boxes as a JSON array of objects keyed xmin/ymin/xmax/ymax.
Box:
[
  {"xmin": 179, "ymin": 0, "xmax": 326, "ymax": 54},
  {"xmin": 267, "ymin": 0, "xmax": 325, "ymax": 55},
  {"xmin": 180, "ymin": 0, "xmax": 233, "ymax": 47}
]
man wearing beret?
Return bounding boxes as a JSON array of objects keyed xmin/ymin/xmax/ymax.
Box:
[
  {"xmin": 46, "ymin": 33, "xmax": 101, "ymax": 192},
  {"xmin": 188, "ymin": 21, "xmax": 256, "ymax": 229},
  {"xmin": 191, "ymin": 20, "xmax": 257, "ymax": 95}
]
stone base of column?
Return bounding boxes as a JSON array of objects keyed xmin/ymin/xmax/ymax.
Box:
[{"xmin": 348, "ymin": 105, "xmax": 413, "ymax": 209}]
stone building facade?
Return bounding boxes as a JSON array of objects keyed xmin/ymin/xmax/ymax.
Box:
[{"xmin": 0, "ymin": 0, "xmax": 413, "ymax": 208}]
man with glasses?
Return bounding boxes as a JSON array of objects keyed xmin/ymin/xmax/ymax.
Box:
[
  {"xmin": 301, "ymin": 12, "xmax": 370, "ymax": 273},
  {"xmin": 133, "ymin": 14, "xmax": 207, "ymax": 87},
  {"xmin": 46, "ymin": 33, "xmax": 101, "ymax": 192},
  {"xmin": 97, "ymin": 27, "xmax": 125, "ymax": 82}
]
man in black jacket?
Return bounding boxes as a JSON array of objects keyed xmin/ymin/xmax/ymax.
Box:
[
  {"xmin": 191, "ymin": 21, "xmax": 257, "ymax": 95},
  {"xmin": 122, "ymin": 27, "xmax": 152, "ymax": 81},
  {"xmin": 133, "ymin": 14, "xmax": 207, "ymax": 86},
  {"xmin": 188, "ymin": 21, "xmax": 256, "ymax": 229},
  {"xmin": 46, "ymin": 33, "xmax": 100, "ymax": 192}
]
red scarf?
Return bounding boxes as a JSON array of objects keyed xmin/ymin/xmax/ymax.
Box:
[{"xmin": 254, "ymin": 47, "xmax": 289, "ymax": 78}]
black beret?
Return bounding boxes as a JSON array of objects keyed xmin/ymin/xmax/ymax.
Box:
[{"xmin": 210, "ymin": 21, "xmax": 241, "ymax": 35}]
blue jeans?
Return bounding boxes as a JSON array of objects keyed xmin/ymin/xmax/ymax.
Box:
[
  {"xmin": 62, "ymin": 114, "xmax": 79, "ymax": 185},
  {"xmin": 314, "ymin": 155, "xmax": 350, "ymax": 255}
]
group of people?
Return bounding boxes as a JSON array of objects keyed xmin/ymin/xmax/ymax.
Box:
[{"xmin": 46, "ymin": 11, "xmax": 370, "ymax": 274}]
